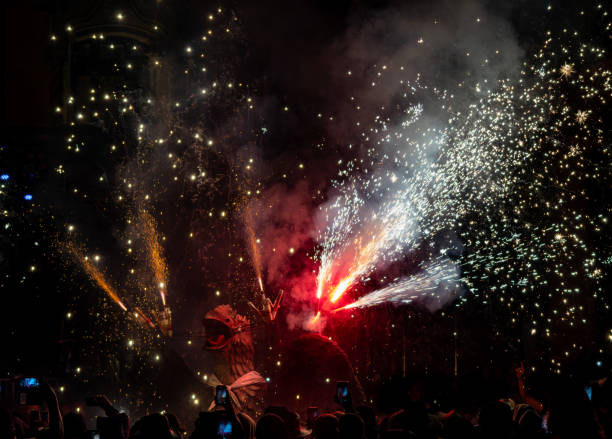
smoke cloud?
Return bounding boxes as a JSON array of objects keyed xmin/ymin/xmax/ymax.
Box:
[
  {"xmin": 237, "ymin": 0, "xmax": 525, "ymax": 325},
  {"xmin": 244, "ymin": 181, "xmax": 315, "ymax": 286}
]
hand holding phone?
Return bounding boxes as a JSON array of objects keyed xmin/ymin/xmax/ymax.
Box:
[
  {"xmin": 585, "ymin": 386, "xmax": 593, "ymax": 400},
  {"xmin": 215, "ymin": 385, "xmax": 229, "ymax": 407},
  {"xmin": 195, "ymin": 410, "xmax": 242, "ymax": 439},
  {"xmin": 85, "ymin": 394, "xmax": 118, "ymax": 417},
  {"xmin": 86, "ymin": 394, "xmax": 112, "ymax": 407},
  {"xmin": 335, "ymin": 381, "xmax": 352, "ymax": 411},
  {"xmin": 217, "ymin": 418, "xmax": 233, "ymax": 439},
  {"xmin": 20, "ymin": 378, "xmax": 40, "ymax": 389},
  {"xmin": 17, "ymin": 377, "xmax": 43, "ymax": 405},
  {"xmin": 86, "ymin": 396, "xmax": 98, "ymax": 407}
]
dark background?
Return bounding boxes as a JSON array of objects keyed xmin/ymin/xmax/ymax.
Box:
[{"xmin": 1, "ymin": 0, "xmax": 609, "ymax": 420}]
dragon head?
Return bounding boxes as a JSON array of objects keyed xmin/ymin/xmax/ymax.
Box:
[{"xmin": 203, "ymin": 304, "xmax": 252, "ymax": 351}]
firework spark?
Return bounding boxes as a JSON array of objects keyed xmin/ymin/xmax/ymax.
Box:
[
  {"xmin": 338, "ymin": 258, "xmax": 461, "ymax": 311},
  {"xmin": 559, "ymin": 63, "xmax": 575, "ymax": 78},
  {"xmin": 139, "ymin": 210, "xmax": 168, "ymax": 306},
  {"xmin": 134, "ymin": 306, "xmax": 156, "ymax": 329},
  {"xmin": 575, "ymin": 110, "xmax": 589, "ymax": 125},
  {"xmin": 244, "ymin": 208, "xmax": 265, "ymax": 292},
  {"xmin": 65, "ymin": 242, "xmax": 128, "ymax": 311},
  {"xmin": 315, "ymin": 10, "xmax": 609, "ymax": 322},
  {"xmin": 316, "ymin": 79, "xmax": 527, "ymax": 307}
]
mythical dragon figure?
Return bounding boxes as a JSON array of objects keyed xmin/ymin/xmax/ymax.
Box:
[{"xmin": 202, "ymin": 303, "xmax": 365, "ymax": 415}]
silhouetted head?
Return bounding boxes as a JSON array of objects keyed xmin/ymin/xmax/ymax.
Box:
[
  {"xmin": 256, "ymin": 413, "xmax": 288, "ymax": 439},
  {"xmin": 514, "ymin": 405, "xmax": 542, "ymax": 438},
  {"xmin": 443, "ymin": 413, "xmax": 475, "ymax": 439},
  {"xmin": 313, "ymin": 414, "xmax": 339, "ymax": 439},
  {"xmin": 338, "ymin": 413, "xmax": 364, "ymax": 439},
  {"xmin": 63, "ymin": 411, "xmax": 87, "ymax": 439},
  {"xmin": 548, "ymin": 377, "xmax": 598, "ymax": 439},
  {"xmin": 130, "ymin": 413, "xmax": 172, "ymax": 439},
  {"xmin": 0, "ymin": 409, "xmax": 16, "ymax": 439},
  {"xmin": 191, "ymin": 411, "xmax": 243, "ymax": 439},
  {"xmin": 264, "ymin": 407, "xmax": 307, "ymax": 439},
  {"xmin": 379, "ymin": 430, "xmax": 415, "ymax": 439},
  {"xmin": 479, "ymin": 401, "xmax": 512, "ymax": 438},
  {"xmin": 355, "ymin": 406, "xmax": 376, "ymax": 439},
  {"xmin": 389, "ymin": 401, "xmax": 429, "ymax": 434}
]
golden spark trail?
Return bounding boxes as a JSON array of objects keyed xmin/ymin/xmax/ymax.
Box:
[
  {"xmin": 245, "ymin": 209, "xmax": 264, "ymax": 292},
  {"xmin": 134, "ymin": 306, "xmax": 156, "ymax": 329},
  {"xmin": 66, "ymin": 243, "xmax": 128, "ymax": 311},
  {"xmin": 139, "ymin": 210, "xmax": 168, "ymax": 306}
]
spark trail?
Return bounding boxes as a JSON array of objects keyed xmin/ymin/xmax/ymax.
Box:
[
  {"xmin": 139, "ymin": 210, "xmax": 169, "ymax": 306},
  {"xmin": 317, "ymin": 80, "xmax": 529, "ymax": 305},
  {"xmin": 317, "ymin": 8, "xmax": 610, "ymax": 314},
  {"xmin": 66, "ymin": 242, "xmax": 128, "ymax": 311},
  {"xmin": 244, "ymin": 208, "xmax": 265, "ymax": 292},
  {"xmin": 338, "ymin": 258, "xmax": 461, "ymax": 311}
]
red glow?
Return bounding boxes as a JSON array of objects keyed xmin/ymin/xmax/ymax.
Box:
[
  {"xmin": 316, "ymin": 283, "xmax": 323, "ymax": 299},
  {"xmin": 329, "ymin": 276, "xmax": 354, "ymax": 303}
]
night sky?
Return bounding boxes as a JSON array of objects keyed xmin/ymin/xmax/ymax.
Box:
[{"xmin": 1, "ymin": 0, "xmax": 610, "ymax": 420}]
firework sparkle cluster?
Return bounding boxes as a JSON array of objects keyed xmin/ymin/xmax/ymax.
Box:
[
  {"xmin": 2, "ymin": 0, "xmax": 610, "ymax": 418},
  {"xmin": 314, "ymin": 3, "xmax": 611, "ymax": 371}
]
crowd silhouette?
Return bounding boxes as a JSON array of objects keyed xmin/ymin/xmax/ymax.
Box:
[{"xmin": 1, "ymin": 365, "xmax": 610, "ymax": 439}]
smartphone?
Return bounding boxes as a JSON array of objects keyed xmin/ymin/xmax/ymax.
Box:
[
  {"xmin": 217, "ymin": 419, "xmax": 233, "ymax": 439},
  {"xmin": 307, "ymin": 407, "xmax": 318, "ymax": 427},
  {"xmin": 541, "ymin": 412, "xmax": 549, "ymax": 432},
  {"xmin": 215, "ymin": 385, "xmax": 229, "ymax": 407},
  {"xmin": 17, "ymin": 378, "xmax": 42, "ymax": 405},
  {"xmin": 20, "ymin": 378, "xmax": 40, "ymax": 388},
  {"xmin": 336, "ymin": 381, "xmax": 350, "ymax": 406},
  {"xmin": 585, "ymin": 385, "xmax": 592, "ymax": 400}
]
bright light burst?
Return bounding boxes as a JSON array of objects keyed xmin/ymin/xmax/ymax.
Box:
[
  {"xmin": 559, "ymin": 63, "xmax": 575, "ymax": 78},
  {"xmin": 316, "ymin": 79, "xmax": 529, "ymax": 306},
  {"xmin": 316, "ymin": 8, "xmax": 610, "ymax": 322},
  {"xmin": 337, "ymin": 258, "xmax": 461, "ymax": 311},
  {"xmin": 36, "ymin": 0, "xmax": 609, "ymax": 391}
]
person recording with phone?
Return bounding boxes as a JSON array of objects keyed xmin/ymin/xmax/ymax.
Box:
[
  {"xmin": 335, "ymin": 382, "xmax": 354, "ymax": 413},
  {"xmin": 86, "ymin": 394, "xmax": 129, "ymax": 439},
  {"xmin": 13, "ymin": 378, "xmax": 64, "ymax": 439},
  {"xmin": 190, "ymin": 385, "xmax": 246, "ymax": 439}
]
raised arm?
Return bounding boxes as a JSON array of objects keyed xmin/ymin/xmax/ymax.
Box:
[{"xmin": 515, "ymin": 363, "xmax": 544, "ymax": 412}]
